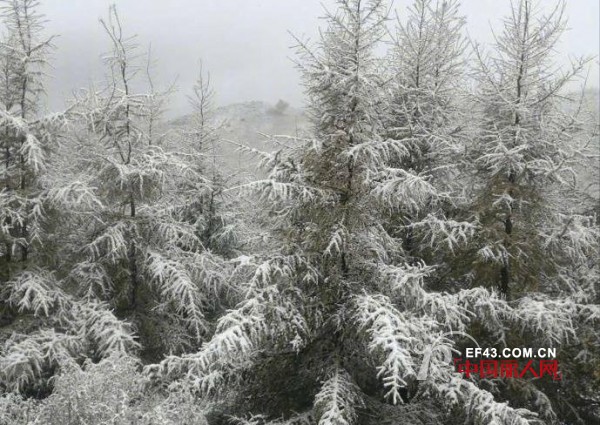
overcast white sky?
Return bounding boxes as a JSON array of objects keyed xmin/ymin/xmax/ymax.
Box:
[{"xmin": 37, "ymin": 0, "xmax": 599, "ymax": 116}]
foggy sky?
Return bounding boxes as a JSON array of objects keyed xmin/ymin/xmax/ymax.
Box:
[{"xmin": 36, "ymin": 0, "xmax": 600, "ymax": 117}]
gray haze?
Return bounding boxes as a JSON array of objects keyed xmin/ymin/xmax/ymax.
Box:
[{"xmin": 37, "ymin": 0, "xmax": 600, "ymax": 116}]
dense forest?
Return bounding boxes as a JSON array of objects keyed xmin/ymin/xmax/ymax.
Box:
[{"xmin": 0, "ymin": 0, "xmax": 598, "ymax": 424}]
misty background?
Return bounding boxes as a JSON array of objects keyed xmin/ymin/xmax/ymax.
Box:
[{"xmin": 38, "ymin": 0, "xmax": 599, "ymax": 117}]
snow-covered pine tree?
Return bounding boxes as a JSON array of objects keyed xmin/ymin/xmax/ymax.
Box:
[
  {"xmin": 0, "ymin": 1, "xmax": 91, "ymax": 396},
  {"xmin": 147, "ymin": 1, "xmax": 393, "ymax": 419},
  {"xmin": 382, "ymin": 0, "xmax": 473, "ymax": 275},
  {"xmin": 146, "ymin": 1, "xmax": 576, "ymax": 423},
  {"xmin": 0, "ymin": 5, "xmax": 230, "ymax": 396},
  {"xmin": 179, "ymin": 64, "xmax": 241, "ymax": 258},
  {"xmin": 466, "ymin": 0, "xmax": 596, "ymax": 299},
  {"xmin": 461, "ymin": 0, "xmax": 600, "ymax": 421},
  {"xmin": 385, "ymin": 0, "xmax": 466, "ymax": 173},
  {"xmin": 49, "ymin": 6, "xmax": 231, "ymax": 361},
  {"xmin": 0, "ymin": 0, "xmax": 56, "ymax": 303},
  {"xmin": 0, "ymin": 8, "xmax": 161, "ymax": 394}
]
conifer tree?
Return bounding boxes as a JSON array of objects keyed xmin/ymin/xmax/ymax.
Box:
[
  {"xmin": 180, "ymin": 65, "xmax": 241, "ymax": 258},
  {"xmin": 146, "ymin": 1, "xmax": 590, "ymax": 423},
  {"xmin": 50, "ymin": 6, "xmax": 230, "ymax": 360},
  {"xmin": 0, "ymin": 0, "xmax": 56, "ymax": 294},
  {"xmin": 462, "ymin": 0, "xmax": 599, "ymax": 421},
  {"xmin": 383, "ymin": 0, "xmax": 472, "ymax": 273},
  {"xmin": 0, "ymin": 5, "xmax": 230, "ymax": 394},
  {"xmin": 0, "ymin": 1, "xmax": 85, "ymax": 395}
]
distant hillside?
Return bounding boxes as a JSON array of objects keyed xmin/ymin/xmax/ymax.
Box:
[
  {"xmin": 563, "ymin": 87, "xmax": 599, "ymax": 118},
  {"xmin": 169, "ymin": 90, "xmax": 598, "ymax": 182},
  {"xmin": 170, "ymin": 100, "xmax": 310, "ymax": 179}
]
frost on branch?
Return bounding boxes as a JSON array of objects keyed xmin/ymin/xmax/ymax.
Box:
[
  {"xmin": 5, "ymin": 268, "xmax": 63, "ymax": 317},
  {"xmin": 145, "ymin": 250, "xmax": 208, "ymax": 342},
  {"xmin": 433, "ymin": 376, "xmax": 538, "ymax": 425},
  {"xmin": 148, "ymin": 283, "xmax": 307, "ymax": 395},
  {"xmin": 314, "ymin": 367, "xmax": 363, "ymax": 425},
  {"xmin": 1, "ymin": 272, "xmax": 139, "ymax": 391},
  {"xmin": 0, "ymin": 329, "xmax": 82, "ymax": 392},
  {"xmin": 407, "ymin": 214, "xmax": 477, "ymax": 253},
  {"xmin": 72, "ymin": 300, "xmax": 140, "ymax": 356},
  {"xmin": 352, "ymin": 293, "xmax": 418, "ymax": 404},
  {"xmin": 372, "ymin": 168, "xmax": 440, "ymax": 213}
]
